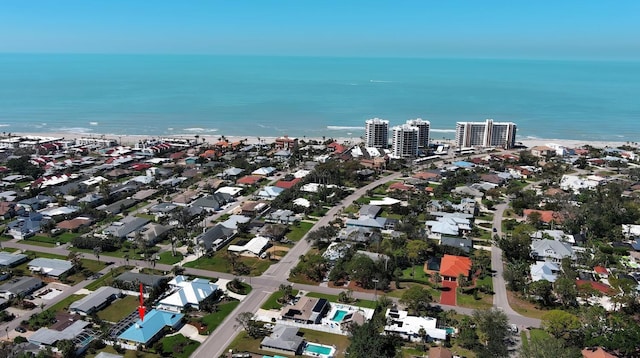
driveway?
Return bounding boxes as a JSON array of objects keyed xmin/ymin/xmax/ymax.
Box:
[{"xmin": 440, "ymin": 281, "xmax": 457, "ymax": 306}]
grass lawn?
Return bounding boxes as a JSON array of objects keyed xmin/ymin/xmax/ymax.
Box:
[
  {"xmin": 506, "ymin": 291, "xmax": 548, "ymax": 320},
  {"xmin": 71, "ymin": 246, "xmax": 131, "ymax": 259},
  {"xmin": 401, "ymin": 265, "xmax": 432, "ymax": 284},
  {"xmin": 159, "ymin": 334, "xmax": 200, "ymax": 358},
  {"xmin": 85, "ymin": 265, "xmax": 134, "ymax": 290},
  {"xmin": 97, "ymin": 295, "xmax": 138, "ymax": 322},
  {"xmin": 226, "ymin": 331, "xmax": 282, "ymax": 357},
  {"xmin": 226, "ymin": 281, "xmax": 252, "ymax": 295},
  {"xmin": 288, "ymin": 272, "xmax": 321, "ymax": 285},
  {"xmin": 261, "ymin": 289, "xmax": 299, "ymax": 310},
  {"xmin": 306, "ymin": 292, "xmax": 377, "ymax": 309},
  {"xmin": 200, "ymin": 300, "xmax": 240, "ymax": 334},
  {"xmin": 20, "ymin": 239, "xmax": 55, "ymax": 248},
  {"xmin": 476, "ymin": 275, "xmax": 493, "ymax": 291},
  {"xmin": 47, "ymin": 294, "xmax": 84, "ymax": 313},
  {"xmin": 157, "ymin": 251, "xmax": 184, "ymax": 265},
  {"xmin": 184, "ymin": 251, "xmax": 271, "ymax": 276},
  {"xmin": 0, "ymin": 248, "xmax": 18, "ymax": 253},
  {"xmin": 286, "ymin": 221, "xmax": 314, "ymax": 241},
  {"xmin": 388, "ymin": 282, "xmax": 441, "ymax": 302},
  {"xmin": 300, "ymin": 328, "xmax": 350, "ymax": 358},
  {"xmin": 456, "ymin": 290, "xmax": 493, "ymax": 309}
]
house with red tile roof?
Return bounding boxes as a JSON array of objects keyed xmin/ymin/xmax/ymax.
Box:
[
  {"xmin": 577, "ymin": 280, "xmax": 615, "ymax": 296},
  {"xmin": 388, "ymin": 182, "xmax": 414, "ymax": 192},
  {"xmin": 412, "ymin": 171, "xmax": 442, "ymax": 181},
  {"xmin": 593, "ymin": 266, "xmax": 609, "ymax": 278},
  {"xmin": 275, "ymin": 178, "xmax": 301, "ymax": 189},
  {"xmin": 581, "ymin": 347, "xmax": 618, "ymax": 358},
  {"xmin": 439, "ymin": 254, "xmax": 472, "ymax": 281},
  {"xmin": 236, "ymin": 175, "xmax": 263, "ymax": 186}
]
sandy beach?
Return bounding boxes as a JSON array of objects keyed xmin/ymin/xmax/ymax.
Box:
[{"xmin": 13, "ymin": 131, "xmax": 630, "ymax": 151}]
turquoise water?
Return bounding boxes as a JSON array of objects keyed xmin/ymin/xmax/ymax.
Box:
[
  {"xmin": 331, "ymin": 310, "xmax": 348, "ymax": 322},
  {"xmin": 0, "ymin": 54, "xmax": 638, "ymax": 141},
  {"xmin": 305, "ymin": 343, "xmax": 333, "ymax": 355}
]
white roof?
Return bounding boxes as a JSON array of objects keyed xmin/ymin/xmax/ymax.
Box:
[
  {"xmin": 530, "ymin": 261, "xmax": 560, "ymax": 282},
  {"xmin": 39, "ymin": 206, "xmax": 80, "ymax": 217},
  {"xmin": 293, "ymin": 198, "xmax": 311, "ymax": 207},
  {"xmin": 215, "ymin": 186, "xmax": 243, "ymax": 196},
  {"xmin": 384, "ymin": 309, "xmax": 447, "ymax": 340},
  {"xmin": 252, "ymin": 167, "xmax": 276, "ymax": 176},
  {"xmin": 82, "ymin": 176, "xmax": 108, "ymax": 186},
  {"xmin": 368, "ymin": 197, "xmax": 401, "ymax": 206},
  {"xmin": 292, "ymin": 170, "xmax": 311, "ymax": 178},
  {"xmin": 301, "ymin": 183, "xmax": 337, "ymax": 193},
  {"xmin": 228, "ymin": 236, "xmax": 269, "ymax": 255},
  {"xmin": 158, "ymin": 276, "xmax": 218, "ymax": 309},
  {"xmin": 28, "ymin": 258, "xmax": 73, "ymax": 277}
]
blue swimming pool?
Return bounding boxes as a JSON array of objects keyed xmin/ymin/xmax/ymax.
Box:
[
  {"xmin": 305, "ymin": 343, "xmax": 333, "ymax": 355},
  {"xmin": 331, "ymin": 309, "xmax": 348, "ymax": 322}
]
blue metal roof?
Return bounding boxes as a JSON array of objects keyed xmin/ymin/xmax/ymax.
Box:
[{"xmin": 117, "ymin": 309, "xmax": 183, "ymax": 344}]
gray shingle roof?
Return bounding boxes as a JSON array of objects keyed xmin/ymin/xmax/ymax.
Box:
[
  {"xmin": 69, "ymin": 286, "xmax": 120, "ymax": 314},
  {"xmin": 260, "ymin": 325, "xmax": 304, "ymax": 352}
]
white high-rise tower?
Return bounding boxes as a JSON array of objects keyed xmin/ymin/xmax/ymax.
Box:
[{"xmin": 365, "ymin": 118, "xmax": 389, "ymax": 148}]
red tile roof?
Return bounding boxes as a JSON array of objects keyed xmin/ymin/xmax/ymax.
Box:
[
  {"xmin": 577, "ymin": 280, "xmax": 614, "ymax": 295},
  {"xmin": 581, "ymin": 347, "xmax": 618, "ymax": 358},
  {"xmin": 593, "ymin": 266, "xmax": 608, "ymax": 275},
  {"xmin": 439, "ymin": 254, "xmax": 472, "ymax": 278},
  {"xmin": 388, "ymin": 182, "xmax": 414, "ymax": 191},
  {"xmin": 412, "ymin": 171, "xmax": 440, "ymax": 180},
  {"xmin": 236, "ymin": 175, "xmax": 263, "ymax": 185},
  {"xmin": 275, "ymin": 178, "xmax": 301, "ymax": 189}
]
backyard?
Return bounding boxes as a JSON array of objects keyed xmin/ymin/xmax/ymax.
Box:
[
  {"xmin": 184, "ymin": 251, "xmax": 271, "ymax": 276},
  {"xmin": 197, "ymin": 300, "xmax": 240, "ymax": 334},
  {"xmin": 97, "ymin": 295, "xmax": 138, "ymax": 322},
  {"xmin": 226, "ymin": 328, "xmax": 350, "ymax": 358},
  {"xmin": 159, "ymin": 334, "xmax": 200, "ymax": 358},
  {"xmin": 286, "ymin": 221, "xmax": 314, "ymax": 241}
]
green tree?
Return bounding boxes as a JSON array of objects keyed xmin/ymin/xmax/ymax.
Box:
[
  {"xmin": 553, "ymin": 277, "xmax": 577, "ymax": 307},
  {"xmin": 528, "ymin": 280, "xmax": 554, "ymax": 306},
  {"xmin": 346, "ymin": 319, "xmax": 400, "ymax": 358},
  {"xmin": 472, "ymin": 308, "xmax": 510, "ymax": 358},
  {"xmin": 503, "ymin": 261, "xmax": 529, "ymax": 292},
  {"xmin": 542, "ymin": 310, "xmax": 581, "ymax": 342},
  {"xmin": 519, "ymin": 333, "xmax": 580, "ymax": 358},
  {"xmin": 56, "ymin": 339, "xmax": 75, "ymax": 358},
  {"xmin": 399, "ymin": 285, "xmax": 432, "ymax": 316}
]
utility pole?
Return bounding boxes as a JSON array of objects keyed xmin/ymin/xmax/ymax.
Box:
[{"xmin": 372, "ymin": 278, "xmax": 379, "ymax": 301}]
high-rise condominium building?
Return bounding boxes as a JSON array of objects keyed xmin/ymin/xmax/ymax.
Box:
[
  {"xmin": 455, "ymin": 119, "xmax": 517, "ymax": 149},
  {"xmin": 365, "ymin": 118, "xmax": 389, "ymax": 148},
  {"xmin": 392, "ymin": 124, "xmax": 419, "ymax": 158},
  {"xmin": 406, "ymin": 118, "xmax": 430, "ymax": 148}
]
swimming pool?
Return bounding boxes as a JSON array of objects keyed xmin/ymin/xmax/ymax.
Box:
[
  {"xmin": 304, "ymin": 343, "xmax": 334, "ymax": 356},
  {"xmin": 331, "ymin": 309, "xmax": 348, "ymax": 322}
]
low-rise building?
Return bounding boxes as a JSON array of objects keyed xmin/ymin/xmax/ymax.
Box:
[
  {"xmin": 156, "ymin": 275, "xmax": 219, "ymax": 312},
  {"xmin": 117, "ymin": 309, "xmax": 184, "ymax": 347},
  {"xmin": 28, "ymin": 258, "xmax": 74, "ymax": 277},
  {"xmin": 260, "ymin": 325, "xmax": 305, "ymax": 356},
  {"xmin": 228, "ymin": 236, "xmax": 270, "ymax": 257},
  {"xmin": 384, "ymin": 308, "xmax": 448, "ymax": 342},
  {"xmin": 0, "ymin": 251, "xmax": 28, "ymax": 268},
  {"xmin": 0, "ymin": 277, "xmax": 44, "ymax": 299},
  {"xmin": 281, "ymin": 296, "xmax": 329, "ymax": 324},
  {"xmin": 69, "ymin": 286, "xmax": 121, "ymax": 316}
]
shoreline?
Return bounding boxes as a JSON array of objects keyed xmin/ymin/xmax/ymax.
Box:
[{"xmin": 11, "ymin": 131, "xmax": 631, "ymax": 151}]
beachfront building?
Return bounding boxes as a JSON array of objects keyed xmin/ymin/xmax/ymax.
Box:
[
  {"xmin": 406, "ymin": 118, "xmax": 431, "ymax": 148},
  {"xmin": 392, "ymin": 124, "xmax": 419, "ymax": 158},
  {"xmin": 365, "ymin": 118, "xmax": 389, "ymax": 148},
  {"xmin": 455, "ymin": 119, "xmax": 517, "ymax": 149},
  {"xmin": 384, "ymin": 308, "xmax": 448, "ymax": 342}
]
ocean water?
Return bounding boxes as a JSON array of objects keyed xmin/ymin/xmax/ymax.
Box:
[{"xmin": 0, "ymin": 54, "xmax": 638, "ymax": 141}]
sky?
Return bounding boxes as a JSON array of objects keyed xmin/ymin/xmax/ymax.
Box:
[{"xmin": 1, "ymin": 1, "xmax": 639, "ymax": 59}]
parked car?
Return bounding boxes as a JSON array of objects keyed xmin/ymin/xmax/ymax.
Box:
[{"xmin": 15, "ymin": 326, "xmax": 27, "ymax": 333}]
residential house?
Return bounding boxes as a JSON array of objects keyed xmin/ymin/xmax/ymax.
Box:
[
  {"xmin": 263, "ymin": 209, "xmax": 299, "ymax": 224},
  {"xmin": 336, "ymin": 226, "xmax": 381, "ymax": 244},
  {"xmin": 252, "ymin": 166, "xmax": 277, "ymax": 176},
  {"xmin": 241, "ymin": 201, "xmax": 269, "ymax": 217},
  {"xmin": 281, "ymin": 296, "xmax": 329, "ymax": 324},
  {"xmin": 345, "ymin": 216, "xmax": 387, "ymax": 230},
  {"xmin": 222, "ymin": 167, "xmax": 244, "ymax": 179},
  {"xmin": 117, "ymin": 309, "xmax": 184, "ymax": 347},
  {"xmin": 97, "ymin": 198, "xmax": 138, "ymax": 215},
  {"xmin": 57, "ymin": 216, "xmax": 93, "ymax": 232},
  {"xmin": 220, "ymin": 215, "xmax": 251, "ymax": 230},
  {"xmin": 28, "ymin": 258, "xmax": 74, "ymax": 277},
  {"xmin": 77, "ymin": 193, "xmax": 104, "ymax": 207},
  {"xmin": 440, "ymin": 237, "xmax": 473, "ymax": 254},
  {"xmin": 190, "ymin": 193, "xmax": 233, "ymax": 212},
  {"xmin": 594, "ymin": 266, "xmax": 609, "ymax": 279},
  {"xmin": 228, "ymin": 236, "xmax": 270, "ymax": 257},
  {"xmin": 257, "ymin": 186, "xmax": 285, "ymax": 200},
  {"xmin": 7, "ymin": 212, "xmax": 47, "ymax": 239},
  {"xmin": 426, "ymin": 213, "xmax": 472, "ymax": 240},
  {"xmin": 156, "ymin": 275, "xmax": 219, "ymax": 312},
  {"xmin": 215, "ymin": 186, "xmax": 243, "ymax": 197},
  {"xmin": 530, "ymin": 261, "xmax": 560, "ymax": 282},
  {"xmin": 147, "ymin": 202, "xmax": 179, "ymax": 218},
  {"xmin": 530, "ymin": 239, "xmax": 576, "ymax": 263},
  {"xmin": 275, "ymin": 135, "xmax": 298, "ymax": 150},
  {"xmin": 69, "ymin": 287, "xmax": 121, "ymax": 316},
  {"xmin": 102, "ymin": 216, "xmax": 150, "ymax": 239},
  {"xmin": 359, "ymin": 205, "xmax": 382, "ymax": 218},
  {"xmin": 127, "ymin": 222, "xmax": 170, "ymax": 245},
  {"xmin": 0, "ymin": 201, "xmax": 23, "ymax": 219},
  {"xmin": 523, "ymin": 209, "xmax": 564, "ymax": 226},
  {"xmin": 438, "ymin": 254, "xmax": 472, "ymax": 281},
  {"xmin": 384, "ymin": 308, "xmax": 448, "ymax": 342},
  {"xmin": 17, "ymin": 195, "xmax": 54, "ymax": 211},
  {"xmin": 275, "ymin": 177, "xmax": 301, "ymax": 189},
  {"xmin": 429, "ymin": 346, "xmax": 454, "ymax": 358},
  {"xmin": 196, "ymin": 224, "xmax": 236, "ymax": 252},
  {"xmin": 0, "ymin": 277, "xmax": 44, "ymax": 299},
  {"xmin": 260, "ymin": 325, "xmax": 305, "ymax": 356},
  {"xmin": 581, "ymin": 347, "xmax": 618, "ymax": 358},
  {"xmin": 29, "ymin": 320, "xmax": 95, "ymax": 355},
  {"xmin": 236, "ymin": 175, "xmax": 263, "ymax": 186},
  {"xmin": 322, "ymin": 242, "xmax": 352, "ymax": 263},
  {"xmin": 530, "ymin": 145, "xmax": 556, "ymax": 158},
  {"xmin": 0, "ymin": 251, "xmax": 28, "ymax": 268},
  {"xmin": 114, "ymin": 272, "xmax": 167, "ymax": 293}
]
